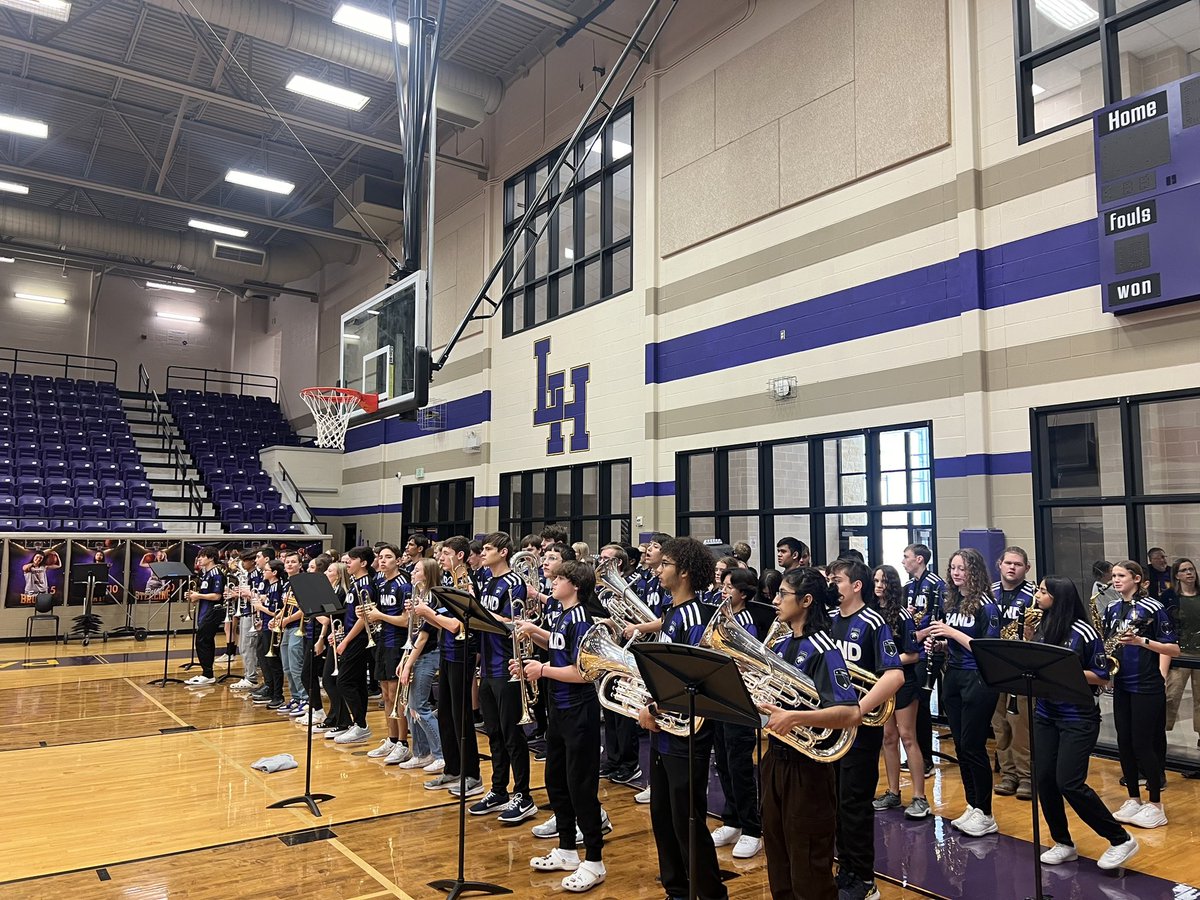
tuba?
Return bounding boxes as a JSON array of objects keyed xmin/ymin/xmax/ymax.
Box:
[
  {"xmin": 700, "ymin": 601, "xmax": 856, "ymax": 761},
  {"xmin": 594, "ymin": 557, "xmax": 659, "ymax": 641},
  {"xmin": 760, "ymin": 617, "xmax": 789, "ymax": 649},
  {"xmin": 576, "ymin": 623, "xmax": 702, "ymax": 737}
]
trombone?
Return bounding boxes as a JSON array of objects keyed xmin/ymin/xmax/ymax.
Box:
[
  {"xmin": 391, "ymin": 588, "xmax": 426, "ymax": 718},
  {"xmin": 181, "ymin": 577, "xmax": 199, "ymax": 623}
]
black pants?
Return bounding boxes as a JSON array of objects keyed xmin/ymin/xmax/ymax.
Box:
[
  {"xmin": 943, "ymin": 667, "xmax": 998, "ymax": 815},
  {"xmin": 257, "ymin": 628, "xmax": 284, "ymax": 701},
  {"xmin": 546, "ymin": 697, "xmax": 604, "ymax": 861},
  {"xmin": 713, "ymin": 722, "xmax": 761, "ymax": 837},
  {"xmin": 322, "ymin": 643, "xmax": 347, "ymax": 728},
  {"xmin": 479, "ymin": 675, "xmax": 530, "ymax": 796},
  {"xmin": 835, "ymin": 726, "xmax": 883, "ymax": 882},
  {"xmin": 302, "ymin": 635, "xmax": 323, "ymax": 712},
  {"xmin": 441, "ymin": 655, "xmax": 481, "ymax": 780},
  {"xmin": 1033, "ymin": 716, "xmax": 1128, "ymax": 847},
  {"xmin": 195, "ymin": 606, "xmax": 223, "ymax": 677},
  {"xmin": 649, "ymin": 744, "xmax": 727, "ymax": 900},
  {"xmin": 761, "ymin": 745, "xmax": 837, "ymax": 900},
  {"xmin": 1113, "ymin": 687, "xmax": 1166, "ymax": 803},
  {"xmin": 603, "ymin": 709, "xmax": 640, "ymax": 768},
  {"xmin": 914, "ymin": 659, "xmax": 934, "ymax": 765},
  {"xmin": 337, "ymin": 634, "xmax": 370, "ymax": 728}
]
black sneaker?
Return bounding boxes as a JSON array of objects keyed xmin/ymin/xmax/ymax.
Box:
[
  {"xmin": 496, "ymin": 792, "xmax": 538, "ymax": 824},
  {"xmin": 266, "ymin": 699, "xmax": 285, "ymax": 710},
  {"xmin": 368, "ymin": 687, "xmax": 382, "ymax": 700},
  {"xmin": 252, "ymin": 695, "xmax": 272, "ymax": 705},
  {"xmin": 611, "ymin": 765, "xmax": 642, "ymax": 785},
  {"xmin": 924, "ymin": 765, "xmax": 935, "ymax": 779},
  {"xmin": 468, "ymin": 790, "xmax": 509, "ymax": 815},
  {"xmin": 598, "ymin": 761, "xmax": 618, "ymax": 780},
  {"xmin": 533, "ymin": 749, "xmax": 547, "ymax": 762},
  {"xmin": 899, "ymin": 760, "xmax": 909, "ymax": 772}
]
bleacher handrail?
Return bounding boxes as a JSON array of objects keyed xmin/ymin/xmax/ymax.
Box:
[
  {"xmin": 0, "ymin": 347, "xmax": 118, "ymax": 383},
  {"xmin": 274, "ymin": 461, "xmax": 326, "ymax": 534},
  {"xmin": 137, "ymin": 364, "xmax": 205, "ymax": 519},
  {"xmin": 165, "ymin": 366, "xmax": 279, "ymax": 402}
]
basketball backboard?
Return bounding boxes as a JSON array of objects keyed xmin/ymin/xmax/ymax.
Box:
[{"xmin": 340, "ymin": 270, "xmax": 429, "ymax": 422}]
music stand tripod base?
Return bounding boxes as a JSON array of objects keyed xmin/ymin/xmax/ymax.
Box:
[{"xmin": 268, "ymin": 792, "xmax": 334, "ymax": 818}]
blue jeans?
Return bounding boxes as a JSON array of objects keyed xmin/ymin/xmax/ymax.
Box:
[
  {"xmin": 282, "ymin": 627, "xmax": 308, "ymax": 703},
  {"xmin": 406, "ymin": 650, "xmax": 442, "ymax": 759}
]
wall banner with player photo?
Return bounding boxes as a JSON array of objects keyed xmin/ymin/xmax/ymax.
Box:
[
  {"xmin": 67, "ymin": 539, "xmax": 125, "ymax": 606},
  {"xmin": 130, "ymin": 540, "xmax": 183, "ymax": 603},
  {"xmin": 4, "ymin": 538, "xmax": 68, "ymax": 608}
]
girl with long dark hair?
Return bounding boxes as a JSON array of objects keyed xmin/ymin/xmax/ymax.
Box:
[{"xmin": 1029, "ymin": 575, "xmax": 1139, "ymax": 870}]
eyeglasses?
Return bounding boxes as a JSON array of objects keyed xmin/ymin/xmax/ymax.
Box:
[
  {"xmin": 659, "ymin": 561, "xmax": 677, "ymax": 569},
  {"xmin": 777, "ymin": 589, "xmax": 798, "ymax": 598}
]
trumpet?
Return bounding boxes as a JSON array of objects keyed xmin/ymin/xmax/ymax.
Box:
[
  {"xmin": 594, "ymin": 557, "xmax": 659, "ymax": 643},
  {"xmin": 509, "ymin": 597, "xmax": 538, "ymax": 726},
  {"xmin": 265, "ymin": 606, "xmax": 284, "ymax": 658},
  {"xmin": 354, "ymin": 585, "xmax": 381, "ymax": 648},
  {"xmin": 700, "ymin": 600, "xmax": 856, "ymax": 761},
  {"xmin": 181, "ymin": 577, "xmax": 199, "ymax": 622},
  {"xmin": 576, "ymin": 623, "xmax": 701, "ymax": 737}
]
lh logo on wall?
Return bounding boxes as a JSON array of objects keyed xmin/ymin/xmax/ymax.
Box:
[{"xmin": 533, "ymin": 337, "xmax": 589, "ymax": 454}]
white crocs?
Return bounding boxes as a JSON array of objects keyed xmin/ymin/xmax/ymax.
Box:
[
  {"xmin": 530, "ymin": 848, "xmax": 580, "ymax": 872},
  {"xmin": 562, "ymin": 862, "xmax": 606, "ymax": 893}
]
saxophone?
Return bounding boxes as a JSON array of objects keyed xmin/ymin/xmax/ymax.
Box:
[{"xmin": 1102, "ymin": 610, "xmax": 1147, "ymax": 680}]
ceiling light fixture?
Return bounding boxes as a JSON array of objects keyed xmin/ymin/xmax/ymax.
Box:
[
  {"xmin": 0, "ymin": 179, "xmax": 29, "ymax": 194},
  {"xmin": 15, "ymin": 292, "xmax": 65, "ymax": 305},
  {"xmin": 286, "ymin": 74, "xmax": 370, "ymax": 111},
  {"xmin": 146, "ymin": 282, "xmax": 197, "ymax": 294},
  {"xmin": 0, "ymin": 1, "xmax": 71, "ymax": 22},
  {"xmin": 225, "ymin": 169, "xmax": 295, "ymax": 195},
  {"xmin": 1034, "ymin": 0, "xmax": 1098, "ymax": 32},
  {"xmin": 0, "ymin": 113, "xmax": 48, "ymax": 139},
  {"xmin": 157, "ymin": 311, "xmax": 201, "ymax": 323},
  {"xmin": 332, "ymin": 3, "xmax": 410, "ymax": 45},
  {"xmin": 188, "ymin": 218, "xmax": 249, "ymax": 238}
]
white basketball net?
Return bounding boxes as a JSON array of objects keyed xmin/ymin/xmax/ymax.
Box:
[{"xmin": 301, "ymin": 388, "xmax": 363, "ymax": 450}]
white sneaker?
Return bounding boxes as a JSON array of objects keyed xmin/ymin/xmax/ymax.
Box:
[
  {"xmin": 400, "ymin": 753, "xmax": 433, "ymax": 769},
  {"xmin": 711, "ymin": 825, "xmax": 741, "ymax": 847},
  {"xmin": 950, "ymin": 806, "xmax": 976, "ymax": 830},
  {"xmin": 298, "ymin": 709, "xmax": 325, "ymax": 726},
  {"xmin": 334, "ymin": 725, "xmax": 372, "ymax": 744},
  {"xmin": 1039, "ymin": 843, "xmax": 1078, "ymax": 865},
  {"xmin": 423, "ymin": 757, "xmax": 446, "ymax": 774},
  {"xmin": 532, "ymin": 815, "xmax": 559, "ymax": 838},
  {"xmin": 634, "ymin": 786, "xmax": 651, "ymax": 804},
  {"xmin": 215, "ymin": 654, "xmax": 230, "ymax": 664},
  {"xmin": 1129, "ymin": 804, "xmax": 1167, "ymax": 829},
  {"xmin": 185, "ymin": 675, "xmax": 216, "ymax": 686},
  {"xmin": 958, "ymin": 810, "xmax": 999, "ymax": 837},
  {"xmin": 367, "ymin": 738, "xmax": 396, "ymax": 759},
  {"xmin": 230, "ymin": 678, "xmax": 255, "ymax": 691},
  {"xmin": 732, "ymin": 835, "xmax": 762, "ymax": 859},
  {"xmin": 384, "ymin": 743, "xmax": 413, "ymax": 765},
  {"xmin": 1097, "ymin": 837, "xmax": 1140, "ymax": 870},
  {"xmin": 1112, "ymin": 798, "xmax": 1143, "ymax": 823}
]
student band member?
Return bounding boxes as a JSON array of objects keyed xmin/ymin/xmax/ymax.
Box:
[
  {"xmin": 827, "ymin": 558, "xmax": 904, "ymax": 900},
  {"xmin": 924, "ymin": 547, "xmax": 1002, "ymax": 837},
  {"xmin": 249, "ymin": 560, "xmax": 287, "ymax": 709},
  {"xmin": 1027, "ymin": 576, "xmax": 1140, "ymax": 871},
  {"xmin": 473, "ymin": 532, "xmax": 537, "ymax": 824},
  {"xmin": 1104, "ymin": 560, "xmax": 1179, "ymax": 829},
  {"xmin": 330, "ymin": 546, "xmax": 377, "ymax": 745},
  {"xmin": 871, "ymin": 564, "xmax": 930, "ymax": 820},
  {"xmin": 595, "ymin": 543, "xmax": 643, "ymax": 788},
  {"xmin": 775, "ymin": 536, "xmax": 810, "ymax": 573},
  {"xmin": 313, "ymin": 561, "xmax": 351, "ymax": 735},
  {"xmin": 229, "ymin": 551, "xmax": 261, "ymax": 692},
  {"xmin": 398, "ymin": 558, "xmax": 444, "ymax": 771},
  {"xmin": 297, "ymin": 554, "xmax": 331, "ymax": 726},
  {"xmin": 278, "ymin": 551, "xmax": 309, "ymax": 715},
  {"xmin": 1163, "ymin": 558, "xmax": 1200, "ymax": 749},
  {"xmin": 992, "ymin": 547, "xmax": 1036, "ymax": 800},
  {"xmin": 512, "ymin": 560, "xmax": 607, "ymax": 893},
  {"xmin": 759, "ymin": 567, "xmax": 861, "ymax": 900},
  {"xmin": 637, "ymin": 537, "xmax": 727, "ymax": 900},
  {"xmin": 365, "ymin": 544, "xmax": 413, "ymax": 764},
  {"xmin": 903, "ymin": 543, "xmax": 944, "ymax": 778},
  {"xmin": 185, "ymin": 546, "xmax": 227, "ymax": 686}
]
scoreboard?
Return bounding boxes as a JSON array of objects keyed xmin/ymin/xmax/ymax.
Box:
[{"xmin": 1093, "ymin": 74, "xmax": 1200, "ymax": 315}]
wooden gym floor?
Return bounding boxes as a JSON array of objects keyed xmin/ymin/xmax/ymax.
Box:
[{"xmin": 0, "ymin": 637, "xmax": 1197, "ymax": 899}]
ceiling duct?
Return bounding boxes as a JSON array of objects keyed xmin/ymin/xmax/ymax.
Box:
[
  {"xmin": 143, "ymin": 0, "xmax": 504, "ymax": 128},
  {"xmin": 0, "ymin": 200, "xmax": 359, "ymax": 286}
]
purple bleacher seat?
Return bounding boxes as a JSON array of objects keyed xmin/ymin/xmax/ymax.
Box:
[
  {"xmin": 211, "ymin": 485, "xmax": 234, "ymax": 504},
  {"xmin": 66, "ymin": 444, "xmax": 90, "ymax": 462},
  {"xmin": 0, "ymin": 518, "xmax": 17, "ymax": 531},
  {"xmin": 80, "ymin": 519, "xmax": 108, "ymax": 532},
  {"xmin": 131, "ymin": 500, "xmax": 157, "ymax": 519},
  {"xmin": 0, "ymin": 495, "xmax": 14, "ymax": 516},
  {"xmin": 16, "ymin": 459, "xmax": 40, "ymax": 478},
  {"xmin": 42, "ymin": 446, "xmax": 67, "ymax": 464},
  {"xmin": 76, "ymin": 498, "xmax": 104, "ymax": 518},
  {"xmin": 104, "ymin": 498, "xmax": 130, "ymax": 518},
  {"xmin": 260, "ymin": 487, "xmax": 281, "ymax": 505},
  {"xmin": 100, "ymin": 479, "xmax": 126, "ymax": 499},
  {"xmin": 120, "ymin": 464, "xmax": 146, "ymax": 481},
  {"xmin": 15, "ymin": 441, "xmax": 38, "ymax": 460},
  {"xmin": 92, "ymin": 453, "xmax": 117, "ymax": 470},
  {"xmin": 0, "ymin": 461, "xmax": 12, "ymax": 481},
  {"xmin": 17, "ymin": 475, "xmax": 44, "ymax": 496},
  {"xmin": 44, "ymin": 476, "xmax": 72, "ymax": 495},
  {"xmin": 94, "ymin": 463, "xmax": 120, "ymax": 480},
  {"xmin": 138, "ymin": 521, "xmax": 166, "ymax": 533},
  {"xmin": 126, "ymin": 480, "xmax": 152, "ymax": 500},
  {"xmin": 73, "ymin": 477, "xmax": 100, "ymax": 498},
  {"xmin": 246, "ymin": 503, "xmax": 269, "ymax": 524},
  {"xmin": 226, "ymin": 522, "xmax": 254, "ymax": 534},
  {"xmin": 281, "ymin": 524, "xmax": 302, "ymax": 535},
  {"xmin": 57, "ymin": 519, "xmax": 80, "ymax": 530},
  {"xmin": 111, "ymin": 520, "xmax": 138, "ymax": 533},
  {"xmin": 19, "ymin": 518, "xmax": 49, "ymax": 532},
  {"xmin": 270, "ymin": 505, "xmax": 294, "ymax": 527},
  {"xmin": 70, "ymin": 460, "xmax": 94, "ymax": 479},
  {"xmin": 0, "ymin": 439, "xmax": 10, "ymax": 455},
  {"xmin": 13, "ymin": 425, "xmax": 37, "ymax": 441},
  {"xmin": 46, "ymin": 496, "xmax": 75, "ymax": 517},
  {"xmin": 18, "ymin": 495, "xmax": 46, "ymax": 517},
  {"xmin": 0, "ymin": 474, "xmax": 14, "ymax": 495},
  {"xmin": 236, "ymin": 486, "xmax": 258, "ymax": 504},
  {"xmin": 220, "ymin": 501, "xmax": 245, "ymax": 523},
  {"xmin": 43, "ymin": 460, "xmax": 69, "ymax": 479}
]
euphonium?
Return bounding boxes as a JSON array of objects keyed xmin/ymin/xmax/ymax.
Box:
[
  {"xmin": 761, "ymin": 617, "xmax": 788, "ymax": 648},
  {"xmin": 699, "ymin": 600, "xmax": 856, "ymax": 761},
  {"xmin": 594, "ymin": 557, "xmax": 658, "ymax": 641},
  {"xmin": 576, "ymin": 623, "xmax": 702, "ymax": 738},
  {"xmin": 510, "ymin": 550, "xmax": 544, "ymax": 622}
]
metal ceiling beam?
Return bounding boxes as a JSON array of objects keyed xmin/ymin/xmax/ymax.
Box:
[
  {"xmin": 0, "ymin": 161, "xmax": 375, "ymax": 246},
  {"xmin": 496, "ymin": 0, "xmax": 633, "ymax": 47},
  {"xmin": 0, "ymin": 33, "xmax": 488, "ymax": 178}
]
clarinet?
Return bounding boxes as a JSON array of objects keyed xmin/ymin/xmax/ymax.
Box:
[{"xmin": 922, "ymin": 603, "xmax": 946, "ymax": 692}]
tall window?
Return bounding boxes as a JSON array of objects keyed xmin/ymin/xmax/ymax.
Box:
[
  {"xmin": 677, "ymin": 424, "xmax": 934, "ymax": 572},
  {"xmin": 402, "ymin": 478, "xmax": 474, "ymax": 539},
  {"xmin": 501, "ymin": 459, "xmax": 631, "ymax": 549},
  {"xmin": 1014, "ymin": 0, "xmax": 1200, "ymax": 141},
  {"xmin": 502, "ymin": 102, "xmax": 633, "ymax": 335}
]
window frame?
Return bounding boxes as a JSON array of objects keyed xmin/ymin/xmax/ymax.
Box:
[
  {"xmin": 1014, "ymin": 0, "xmax": 1195, "ymax": 143},
  {"xmin": 402, "ymin": 477, "xmax": 475, "ymax": 540},
  {"xmin": 501, "ymin": 100, "xmax": 634, "ymax": 336},
  {"xmin": 676, "ymin": 422, "xmax": 936, "ymax": 573},
  {"xmin": 499, "ymin": 458, "xmax": 632, "ymax": 547}
]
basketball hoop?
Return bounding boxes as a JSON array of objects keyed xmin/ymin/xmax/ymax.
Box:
[{"xmin": 301, "ymin": 387, "xmax": 378, "ymax": 450}]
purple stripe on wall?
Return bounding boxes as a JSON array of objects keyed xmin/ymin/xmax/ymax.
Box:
[
  {"xmin": 934, "ymin": 451, "xmax": 1032, "ymax": 479},
  {"xmin": 344, "ymin": 392, "xmax": 491, "ymax": 453},
  {"xmin": 309, "ymin": 503, "xmax": 403, "ymax": 517},
  {"xmin": 474, "ymin": 495, "xmax": 500, "ymax": 508},
  {"xmin": 632, "ymin": 480, "xmax": 676, "ymax": 498}
]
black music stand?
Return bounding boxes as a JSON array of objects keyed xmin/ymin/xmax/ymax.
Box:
[
  {"xmin": 70, "ymin": 563, "xmax": 108, "ymax": 648},
  {"xmin": 268, "ymin": 573, "xmax": 341, "ymax": 817},
  {"xmin": 147, "ymin": 562, "xmax": 192, "ymax": 687},
  {"xmin": 632, "ymin": 642, "xmax": 759, "ymax": 900},
  {"xmin": 429, "ymin": 586, "xmax": 512, "ymax": 900},
  {"xmin": 973, "ymin": 638, "xmax": 1094, "ymax": 900},
  {"xmin": 178, "ymin": 566, "xmax": 202, "ymax": 672}
]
